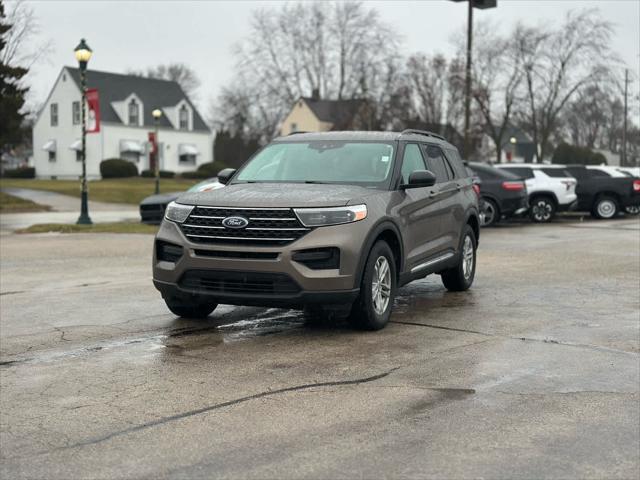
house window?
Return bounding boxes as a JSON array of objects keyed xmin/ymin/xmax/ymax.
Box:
[
  {"xmin": 48, "ymin": 151, "xmax": 56, "ymax": 162},
  {"xmin": 72, "ymin": 101, "xmax": 81, "ymax": 125},
  {"xmin": 121, "ymin": 151, "xmax": 140, "ymax": 163},
  {"xmin": 50, "ymin": 103, "xmax": 58, "ymax": 126},
  {"xmin": 76, "ymin": 150, "xmax": 82, "ymax": 162},
  {"xmin": 179, "ymin": 154, "xmax": 196, "ymax": 164},
  {"xmin": 179, "ymin": 105, "xmax": 189, "ymax": 130},
  {"xmin": 128, "ymin": 99, "xmax": 139, "ymax": 125},
  {"xmin": 291, "ymin": 122, "xmax": 298, "ymax": 133}
]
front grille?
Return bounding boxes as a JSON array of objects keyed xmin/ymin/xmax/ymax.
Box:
[
  {"xmin": 180, "ymin": 206, "xmax": 311, "ymax": 246},
  {"xmin": 180, "ymin": 270, "xmax": 300, "ymax": 296},
  {"xmin": 193, "ymin": 250, "xmax": 279, "ymax": 260}
]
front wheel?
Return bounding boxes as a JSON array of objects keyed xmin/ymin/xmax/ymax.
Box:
[
  {"xmin": 165, "ymin": 298, "xmax": 217, "ymax": 319},
  {"xmin": 441, "ymin": 225, "xmax": 477, "ymax": 292},
  {"xmin": 592, "ymin": 196, "xmax": 619, "ymax": 219},
  {"xmin": 530, "ymin": 196, "xmax": 556, "ymax": 223},
  {"xmin": 348, "ymin": 240, "xmax": 396, "ymax": 331}
]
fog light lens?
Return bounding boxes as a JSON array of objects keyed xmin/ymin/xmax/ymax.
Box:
[{"xmin": 157, "ymin": 241, "xmax": 183, "ymax": 263}]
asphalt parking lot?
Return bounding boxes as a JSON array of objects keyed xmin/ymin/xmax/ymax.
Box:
[{"xmin": 1, "ymin": 218, "xmax": 639, "ymax": 479}]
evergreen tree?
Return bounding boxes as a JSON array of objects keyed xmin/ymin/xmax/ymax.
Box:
[{"xmin": 0, "ymin": 0, "xmax": 28, "ymax": 148}]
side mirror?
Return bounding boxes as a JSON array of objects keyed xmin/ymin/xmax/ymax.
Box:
[
  {"xmin": 217, "ymin": 168, "xmax": 236, "ymax": 185},
  {"xmin": 401, "ymin": 170, "xmax": 437, "ymax": 189}
]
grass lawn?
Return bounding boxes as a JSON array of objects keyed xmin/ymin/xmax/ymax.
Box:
[
  {"xmin": 0, "ymin": 177, "xmax": 197, "ymax": 205},
  {"xmin": 0, "ymin": 191, "xmax": 51, "ymax": 213},
  {"xmin": 16, "ymin": 222, "xmax": 159, "ymax": 234}
]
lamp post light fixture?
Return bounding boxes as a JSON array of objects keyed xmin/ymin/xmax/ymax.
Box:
[
  {"xmin": 152, "ymin": 108, "xmax": 163, "ymax": 194},
  {"xmin": 74, "ymin": 38, "xmax": 93, "ymax": 225},
  {"xmin": 510, "ymin": 137, "xmax": 517, "ymax": 145}
]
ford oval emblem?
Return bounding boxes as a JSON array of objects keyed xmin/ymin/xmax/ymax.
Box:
[{"xmin": 222, "ymin": 216, "xmax": 249, "ymax": 229}]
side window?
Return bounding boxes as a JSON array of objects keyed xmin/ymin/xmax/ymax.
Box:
[
  {"xmin": 501, "ymin": 167, "xmax": 534, "ymax": 179},
  {"xmin": 423, "ymin": 145, "xmax": 452, "ymax": 183},
  {"xmin": 400, "ymin": 143, "xmax": 427, "ymax": 183},
  {"xmin": 566, "ymin": 168, "xmax": 587, "ymax": 180},
  {"xmin": 587, "ymin": 169, "xmax": 610, "ymax": 178},
  {"xmin": 445, "ymin": 148, "xmax": 467, "ymax": 178}
]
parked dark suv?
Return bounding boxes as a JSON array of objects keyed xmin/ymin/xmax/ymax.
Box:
[{"xmin": 153, "ymin": 130, "xmax": 480, "ymax": 330}]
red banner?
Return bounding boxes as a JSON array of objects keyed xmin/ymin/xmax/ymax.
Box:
[{"xmin": 86, "ymin": 88, "xmax": 100, "ymax": 133}]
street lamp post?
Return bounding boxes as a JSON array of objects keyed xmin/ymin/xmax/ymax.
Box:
[
  {"xmin": 74, "ymin": 38, "xmax": 93, "ymax": 225},
  {"xmin": 152, "ymin": 109, "xmax": 162, "ymax": 194},
  {"xmin": 451, "ymin": 1, "xmax": 497, "ymax": 159}
]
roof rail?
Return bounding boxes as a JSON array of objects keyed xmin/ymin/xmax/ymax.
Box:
[
  {"xmin": 399, "ymin": 129, "xmax": 446, "ymax": 141},
  {"xmin": 288, "ymin": 131, "xmax": 309, "ymax": 136}
]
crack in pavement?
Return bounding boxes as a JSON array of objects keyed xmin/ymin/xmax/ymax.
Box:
[
  {"xmin": 390, "ymin": 320, "xmax": 638, "ymax": 356},
  {"xmin": 52, "ymin": 368, "xmax": 400, "ymax": 452}
]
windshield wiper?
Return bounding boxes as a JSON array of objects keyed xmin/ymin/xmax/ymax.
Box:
[{"xmin": 304, "ymin": 180, "xmax": 328, "ymax": 184}]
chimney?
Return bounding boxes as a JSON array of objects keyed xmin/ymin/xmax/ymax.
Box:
[{"xmin": 311, "ymin": 88, "xmax": 320, "ymax": 101}]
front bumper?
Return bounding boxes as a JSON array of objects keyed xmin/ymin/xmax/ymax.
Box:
[{"xmin": 153, "ymin": 218, "xmax": 372, "ymax": 307}]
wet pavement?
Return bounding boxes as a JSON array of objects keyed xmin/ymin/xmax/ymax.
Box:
[{"xmin": 0, "ymin": 219, "xmax": 639, "ymax": 479}]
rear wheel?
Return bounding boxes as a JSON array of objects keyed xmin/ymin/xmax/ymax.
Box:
[
  {"xmin": 348, "ymin": 240, "xmax": 396, "ymax": 331},
  {"xmin": 164, "ymin": 299, "xmax": 217, "ymax": 319},
  {"xmin": 441, "ymin": 225, "xmax": 477, "ymax": 292},
  {"xmin": 592, "ymin": 196, "xmax": 619, "ymax": 219},
  {"xmin": 480, "ymin": 198, "xmax": 499, "ymax": 227},
  {"xmin": 529, "ymin": 196, "xmax": 556, "ymax": 223}
]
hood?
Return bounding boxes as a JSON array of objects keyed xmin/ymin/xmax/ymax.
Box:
[
  {"xmin": 176, "ymin": 183, "xmax": 380, "ymax": 208},
  {"xmin": 140, "ymin": 192, "xmax": 182, "ymax": 205}
]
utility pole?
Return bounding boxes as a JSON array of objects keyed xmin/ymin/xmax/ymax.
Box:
[
  {"xmin": 622, "ymin": 68, "xmax": 629, "ymax": 167},
  {"xmin": 451, "ymin": 0, "xmax": 497, "ymax": 160}
]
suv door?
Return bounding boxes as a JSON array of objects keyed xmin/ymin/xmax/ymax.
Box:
[
  {"xmin": 422, "ymin": 144, "xmax": 461, "ymax": 253},
  {"xmin": 396, "ymin": 143, "xmax": 448, "ymax": 271}
]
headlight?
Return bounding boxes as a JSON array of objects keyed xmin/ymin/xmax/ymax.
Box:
[
  {"xmin": 294, "ymin": 204, "xmax": 367, "ymax": 227},
  {"xmin": 164, "ymin": 201, "xmax": 194, "ymax": 223}
]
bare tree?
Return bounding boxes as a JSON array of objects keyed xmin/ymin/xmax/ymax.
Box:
[
  {"xmin": 515, "ymin": 9, "xmax": 614, "ymax": 162},
  {"xmin": 217, "ymin": 1, "xmax": 400, "ymax": 139},
  {"xmin": 471, "ymin": 21, "xmax": 523, "ymax": 163},
  {"xmin": 0, "ymin": 0, "xmax": 52, "ymax": 71},
  {"xmin": 129, "ymin": 63, "xmax": 201, "ymax": 98},
  {"xmin": 406, "ymin": 53, "xmax": 448, "ymax": 125}
]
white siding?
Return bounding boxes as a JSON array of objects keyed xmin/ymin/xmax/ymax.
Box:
[{"xmin": 33, "ymin": 67, "xmax": 213, "ymax": 179}]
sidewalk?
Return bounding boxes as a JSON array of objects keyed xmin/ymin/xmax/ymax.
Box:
[{"xmin": 1, "ymin": 188, "xmax": 139, "ymax": 233}]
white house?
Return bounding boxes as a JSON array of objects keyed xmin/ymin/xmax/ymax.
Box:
[{"xmin": 33, "ymin": 67, "xmax": 213, "ymax": 179}]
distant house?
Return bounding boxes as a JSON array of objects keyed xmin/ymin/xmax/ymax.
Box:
[
  {"xmin": 280, "ymin": 91, "xmax": 375, "ymax": 136},
  {"xmin": 479, "ymin": 125, "xmax": 536, "ymax": 163},
  {"xmin": 33, "ymin": 67, "xmax": 213, "ymax": 179}
]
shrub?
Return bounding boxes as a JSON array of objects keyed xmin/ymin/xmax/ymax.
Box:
[
  {"xmin": 100, "ymin": 158, "xmax": 138, "ymax": 178},
  {"xmin": 2, "ymin": 167, "xmax": 36, "ymax": 178},
  {"xmin": 140, "ymin": 169, "xmax": 175, "ymax": 178},
  {"xmin": 181, "ymin": 161, "xmax": 228, "ymax": 179},
  {"xmin": 552, "ymin": 143, "xmax": 607, "ymax": 166}
]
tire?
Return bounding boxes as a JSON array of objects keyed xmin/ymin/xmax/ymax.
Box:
[
  {"xmin": 624, "ymin": 206, "xmax": 640, "ymax": 216},
  {"xmin": 165, "ymin": 299, "xmax": 217, "ymax": 319},
  {"xmin": 529, "ymin": 196, "xmax": 556, "ymax": 223},
  {"xmin": 480, "ymin": 198, "xmax": 499, "ymax": 227},
  {"xmin": 592, "ymin": 196, "xmax": 619, "ymax": 219},
  {"xmin": 441, "ymin": 225, "xmax": 477, "ymax": 292},
  {"xmin": 348, "ymin": 240, "xmax": 396, "ymax": 331}
]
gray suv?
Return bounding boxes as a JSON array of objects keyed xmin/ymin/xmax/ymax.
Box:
[{"xmin": 153, "ymin": 130, "xmax": 480, "ymax": 330}]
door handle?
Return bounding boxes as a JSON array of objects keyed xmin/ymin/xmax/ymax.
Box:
[
  {"xmin": 429, "ymin": 190, "xmax": 439, "ymax": 198},
  {"xmin": 456, "ymin": 183, "xmax": 462, "ymax": 191}
]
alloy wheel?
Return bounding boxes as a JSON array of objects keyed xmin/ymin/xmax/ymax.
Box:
[
  {"xmin": 532, "ymin": 200, "xmax": 552, "ymax": 222},
  {"xmin": 462, "ymin": 235, "xmax": 474, "ymax": 280},
  {"xmin": 371, "ymin": 256, "xmax": 391, "ymax": 315}
]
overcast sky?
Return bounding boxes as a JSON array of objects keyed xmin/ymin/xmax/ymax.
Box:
[{"xmin": 20, "ymin": 0, "xmax": 640, "ymax": 118}]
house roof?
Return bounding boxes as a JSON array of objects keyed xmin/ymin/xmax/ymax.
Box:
[
  {"xmin": 300, "ymin": 97, "xmax": 367, "ymax": 130},
  {"xmin": 65, "ymin": 67, "xmax": 210, "ymax": 132}
]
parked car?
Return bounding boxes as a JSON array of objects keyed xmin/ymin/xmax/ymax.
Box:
[
  {"xmin": 153, "ymin": 130, "xmax": 480, "ymax": 330},
  {"xmin": 563, "ymin": 165, "xmax": 640, "ymax": 219},
  {"xmin": 494, "ymin": 164, "xmax": 578, "ymax": 223},
  {"xmin": 467, "ymin": 162, "xmax": 528, "ymax": 226},
  {"xmin": 139, "ymin": 178, "xmax": 223, "ymax": 224}
]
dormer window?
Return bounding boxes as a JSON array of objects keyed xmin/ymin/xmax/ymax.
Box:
[
  {"xmin": 128, "ymin": 99, "xmax": 139, "ymax": 125},
  {"xmin": 179, "ymin": 104, "xmax": 189, "ymax": 130}
]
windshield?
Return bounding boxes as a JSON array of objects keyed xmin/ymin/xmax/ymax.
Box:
[{"xmin": 233, "ymin": 141, "xmax": 396, "ymax": 189}]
